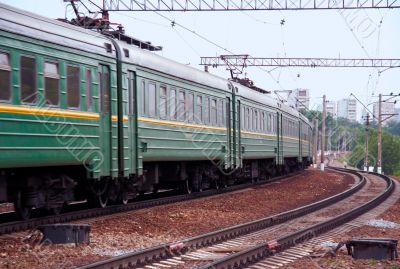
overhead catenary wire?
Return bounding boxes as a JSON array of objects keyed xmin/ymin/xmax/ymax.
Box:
[{"xmin": 150, "ymin": 10, "xmax": 290, "ymax": 91}]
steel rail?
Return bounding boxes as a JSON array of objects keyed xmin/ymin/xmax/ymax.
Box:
[
  {"xmin": 0, "ymin": 171, "xmax": 302, "ymax": 236},
  {"xmin": 76, "ymin": 168, "xmax": 364, "ymax": 269},
  {"xmin": 197, "ymin": 168, "xmax": 395, "ymax": 269}
]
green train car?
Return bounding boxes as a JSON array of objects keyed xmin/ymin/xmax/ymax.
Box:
[{"xmin": 0, "ymin": 3, "xmax": 312, "ymax": 219}]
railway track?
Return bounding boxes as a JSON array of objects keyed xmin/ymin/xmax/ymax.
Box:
[
  {"xmin": 241, "ymin": 172, "xmax": 400, "ymax": 269},
  {"xmin": 0, "ymin": 171, "xmax": 303, "ymax": 236},
  {"xmin": 198, "ymin": 170, "xmax": 395, "ymax": 269},
  {"xmin": 75, "ymin": 167, "xmax": 385, "ymax": 269}
]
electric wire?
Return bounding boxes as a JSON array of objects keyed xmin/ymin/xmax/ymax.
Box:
[{"xmin": 150, "ymin": 10, "xmax": 289, "ymax": 91}]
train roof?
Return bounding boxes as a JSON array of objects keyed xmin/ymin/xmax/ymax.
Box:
[
  {"xmin": 0, "ymin": 3, "xmax": 309, "ymax": 125},
  {"xmin": 299, "ymin": 113, "xmax": 310, "ymax": 124},
  {"xmin": 233, "ymin": 82, "xmax": 277, "ymax": 108},
  {"xmin": 119, "ymin": 43, "xmax": 230, "ymax": 92},
  {"xmin": 0, "ymin": 3, "xmax": 110, "ymax": 56},
  {"xmin": 0, "ymin": 3, "xmax": 230, "ymax": 93}
]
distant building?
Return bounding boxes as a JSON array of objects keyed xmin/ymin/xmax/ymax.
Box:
[
  {"xmin": 317, "ymin": 101, "xmax": 336, "ymax": 117},
  {"xmin": 288, "ymin": 89, "xmax": 309, "ymax": 110},
  {"xmin": 326, "ymin": 101, "xmax": 336, "ymax": 117},
  {"xmin": 337, "ymin": 98, "xmax": 357, "ymax": 122},
  {"xmin": 395, "ymin": 108, "xmax": 400, "ymax": 122},
  {"xmin": 373, "ymin": 101, "xmax": 395, "ymax": 126}
]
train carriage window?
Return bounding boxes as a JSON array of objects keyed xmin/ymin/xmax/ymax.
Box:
[
  {"xmin": 196, "ymin": 95, "xmax": 203, "ymax": 123},
  {"xmin": 67, "ymin": 65, "xmax": 80, "ymax": 108},
  {"xmin": 20, "ymin": 56, "xmax": 37, "ymax": 103},
  {"xmin": 261, "ymin": 112, "xmax": 265, "ymax": 131},
  {"xmin": 217, "ymin": 99, "xmax": 223, "ymax": 126},
  {"xmin": 178, "ymin": 91, "xmax": 186, "ymax": 121},
  {"xmin": 187, "ymin": 92, "xmax": 194, "ymax": 122},
  {"xmin": 293, "ymin": 121, "xmax": 295, "ymax": 136},
  {"xmin": 283, "ymin": 118, "xmax": 285, "ymax": 135},
  {"xmin": 240, "ymin": 106, "xmax": 244, "ymax": 129},
  {"xmin": 0, "ymin": 52, "xmax": 11, "ymax": 101},
  {"xmin": 210, "ymin": 99, "xmax": 217, "ymax": 125},
  {"xmin": 269, "ymin": 114, "xmax": 272, "ymax": 133},
  {"xmin": 141, "ymin": 80, "xmax": 146, "ymax": 115},
  {"xmin": 86, "ymin": 69, "xmax": 92, "ymax": 111},
  {"xmin": 99, "ymin": 65, "xmax": 110, "ymax": 113},
  {"xmin": 148, "ymin": 82, "xmax": 156, "ymax": 117},
  {"xmin": 286, "ymin": 119, "xmax": 288, "ymax": 136},
  {"xmin": 204, "ymin": 97, "xmax": 210, "ymax": 124},
  {"xmin": 250, "ymin": 109, "xmax": 254, "ymax": 130},
  {"xmin": 246, "ymin": 108, "xmax": 250, "ymax": 130},
  {"xmin": 159, "ymin": 85, "xmax": 167, "ymax": 118},
  {"xmin": 285, "ymin": 118, "xmax": 289, "ymax": 136},
  {"xmin": 254, "ymin": 110, "xmax": 259, "ymax": 131},
  {"xmin": 169, "ymin": 88, "xmax": 176, "ymax": 119},
  {"xmin": 247, "ymin": 109, "xmax": 250, "ymax": 130},
  {"xmin": 242, "ymin": 107, "xmax": 246, "ymax": 130},
  {"xmin": 44, "ymin": 62, "xmax": 59, "ymax": 106}
]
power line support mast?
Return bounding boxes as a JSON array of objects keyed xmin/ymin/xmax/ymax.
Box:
[
  {"xmin": 313, "ymin": 118, "xmax": 319, "ymax": 169},
  {"xmin": 368, "ymin": 92, "xmax": 400, "ymax": 174},
  {"xmin": 377, "ymin": 94, "xmax": 382, "ymax": 174},
  {"xmin": 364, "ymin": 113, "xmax": 370, "ymax": 172},
  {"xmin": 99, "ymin": 0, "xmax": 400, "ymax": 11},
  {"xmin": 321, "ymin": 95, "xmax": 326, "ymax": 171}
]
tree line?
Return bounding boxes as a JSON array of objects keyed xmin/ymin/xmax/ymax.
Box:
[{"xmin": 302, "ymin": 110, "xmax": 400, "ymax": 175}]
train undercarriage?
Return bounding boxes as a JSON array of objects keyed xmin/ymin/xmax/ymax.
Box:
[{"xmin": 0, "ymin": 157, "xmax": 311, "ymax": 220}]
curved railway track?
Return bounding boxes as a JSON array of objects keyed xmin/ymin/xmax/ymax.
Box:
[
  {"xmin": 193, "ymin": 169, "xmax": 395, "ymax": 269},
  {"xmin": 0, "ymin": 172, "xmax": 303, "ymax": 236},
  {"xmin": 74, "ymin": 167, "xmax": 392, "ymax": 269}
]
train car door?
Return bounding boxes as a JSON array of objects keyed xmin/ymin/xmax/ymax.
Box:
[
  {"xmin": 228, "ymin": 84, "xmax": 242, "ymax": 172},
  {"xmin": 233, "ymin": 95, "xmax": 242, "ymax": 170},
  {"xmin": 276, "ymin": 111, "xmax": 284, "ymax": 168},
  {"xmin": 225, "ymin": 95, "xmax": 233, "ymax": 170},
  {"xmin": 127, "ymin": 71, "xmax": 139, "ymax": 176},
  {"xmin": 298, "ymin": 120, "xmax": 302, "ymax": 164},
  {"xmin": 99, "ymin": 65, "xmax": 112, "ymax": 177}
]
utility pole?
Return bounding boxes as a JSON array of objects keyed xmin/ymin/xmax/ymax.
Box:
[
  {"xmin": 377, "ymin": 94, "xmax": 382, "ymax": 174},
  {"xmin": 313, "ymin": 118, "xmax": 319, "ymax": 168},
  {"xmin": 364, "ymin": 113, "xmax": 370, "ymax": 172},
  {"xmin": 321, "ymin": 95, "xmax": 326, "ymax": 171}
]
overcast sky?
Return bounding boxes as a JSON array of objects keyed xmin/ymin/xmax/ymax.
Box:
[{"xmin": 2, "ymin": 0, "xmax": 399, "ymax": 121}]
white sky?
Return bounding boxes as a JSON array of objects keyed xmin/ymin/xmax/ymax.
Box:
[{"xmin": 1, "ymin": 0, "xmax": 399, "ymax": 121}]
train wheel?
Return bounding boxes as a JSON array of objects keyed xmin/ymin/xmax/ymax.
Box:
[
  {"xmin": 15, "ymin": 191, "xmax": 32, "ymax": 220},
  {"xmin": 184, "ymin": 179, "xmax": 193, "ymax": 194},
  {"xmin": 213, "ymin": 180, "xmax": 220, "ymax": 190},
  {"xmin": 120, "ymin": 192, "xmax": 129, "ymax": 205},
  {"xmin": 98, "ymin": 193, "xmax": 108, "ymax": 208},
  {"xmin": 121, "ymin": 197, "xmax": 128, "ymax": 205}
]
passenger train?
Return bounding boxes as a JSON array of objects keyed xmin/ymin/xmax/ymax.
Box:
[{"xmin": 0, "ymin": 3, "xmax": 313, "ymax": 219}]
